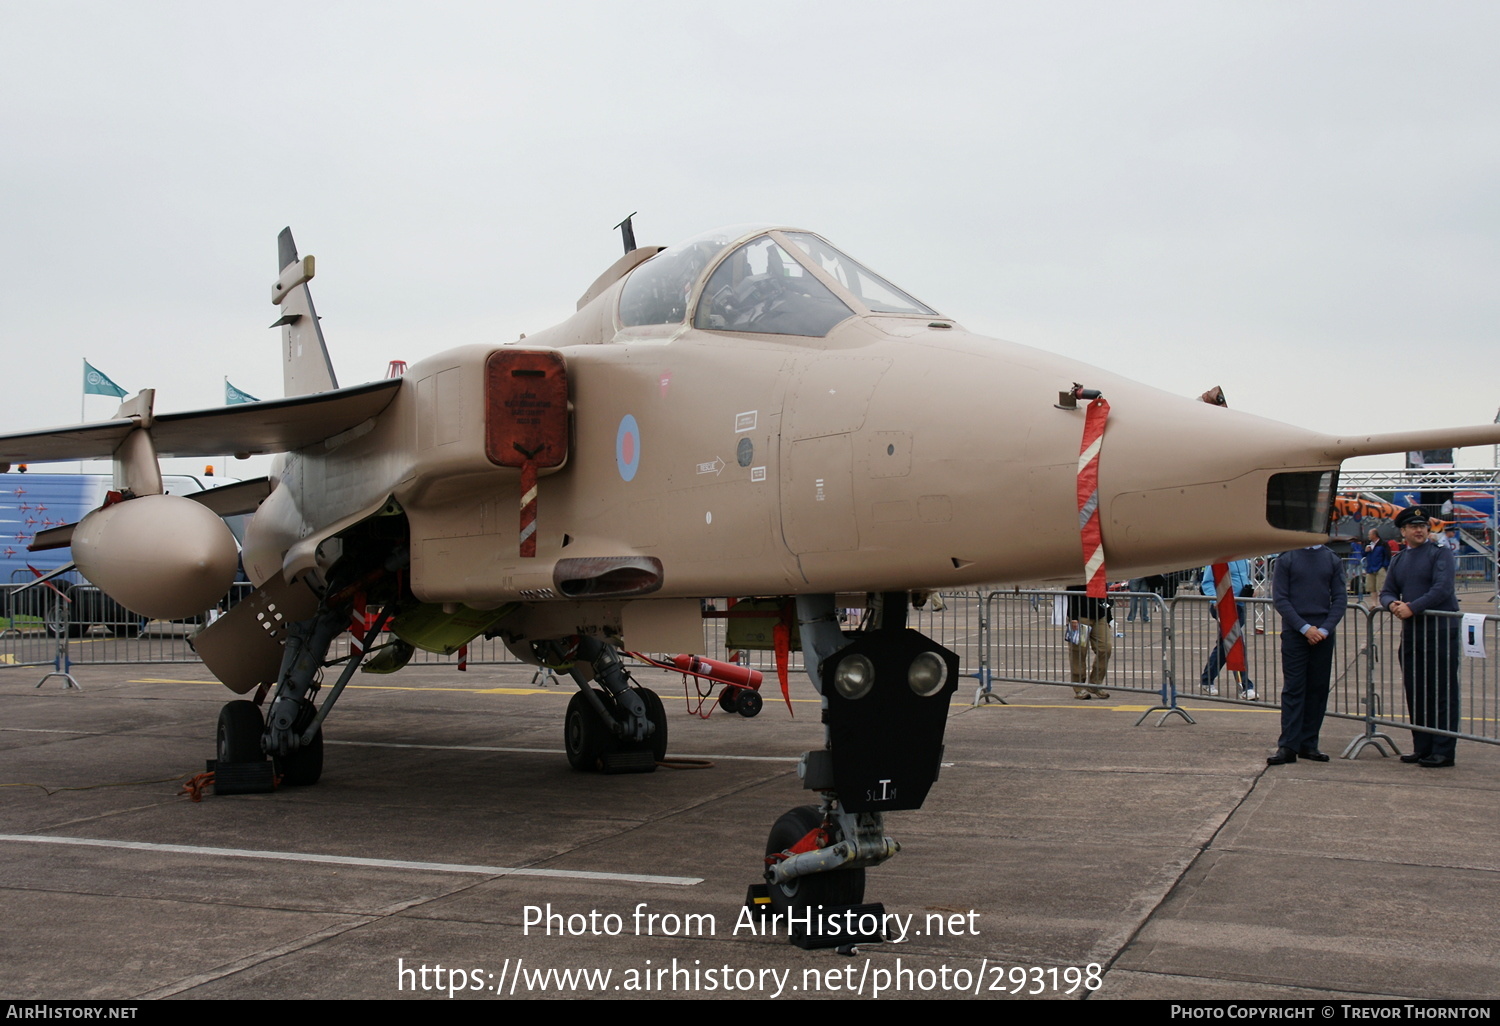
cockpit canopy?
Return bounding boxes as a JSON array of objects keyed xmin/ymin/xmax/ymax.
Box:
[{"xmin": 618, "ymin": 226, "xmax": 936, "ymax": 338}]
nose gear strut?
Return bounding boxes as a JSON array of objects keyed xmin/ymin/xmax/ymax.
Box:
[{"xmin": 749, "ymin": 591, "xmax": 958, "ymax": 949}]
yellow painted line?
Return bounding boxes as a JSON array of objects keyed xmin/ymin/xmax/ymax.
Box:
[
  {"xmin": 0, "ymin": 654, "xmax": 15, "ymax": 664},
  {"xmin": 121, "ymin": 678, "xmax": 822, "ymax": 708}
]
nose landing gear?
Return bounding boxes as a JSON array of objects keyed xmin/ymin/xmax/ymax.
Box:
[{"xmin": 750, "ymin": 592, "xmax": 958, "ymax": 948}]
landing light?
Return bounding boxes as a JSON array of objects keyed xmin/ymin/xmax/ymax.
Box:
[
  {"xmin": 833, "ymin": 654, "xmax": 875, "ymax": 700},
  {"xmin": 907, "ymin": 651, "xmax": 947, "ymax": 697}
]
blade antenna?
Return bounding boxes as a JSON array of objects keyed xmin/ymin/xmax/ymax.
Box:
[{"xmin": 613, "ymin": 212, "xmax": 638, "ymax": 255}]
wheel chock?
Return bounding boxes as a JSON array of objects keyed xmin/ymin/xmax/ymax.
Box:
[
  {"xmin": 744, "ymin": 883, "xmax": 771, "ymax": 916},
  {"xmin": 207, "ymin": 758, "xmax": 276, "ymax": 795},
  {"xmin": 599, "ymin": 750, "xmax": 657, "ymax": 774}
]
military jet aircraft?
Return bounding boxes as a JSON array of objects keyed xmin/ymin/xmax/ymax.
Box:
[{"xmin": 4, "ymin": 222, "xmax": 1498, "ymax": 939}]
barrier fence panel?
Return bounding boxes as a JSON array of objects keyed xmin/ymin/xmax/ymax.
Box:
[
  {"xmin": 1169, "ymin": 595, "xmax": 1383, "ymax": 749},
  {"xmin": 0, "ymin": 582, "xmax": 68, "ymax": 671},
  {"xmin": 982, "ymin": 590, "xmax": 1170, "ymax": 696},
  {"xmin": 16, "ymin": 575, "xmax": 1500, "ymax": 756},
  {"xmin": 1365, "ymin": 607, "xmax": 1499, "ymax": 752},
  {"xmin": 910, "ymin": 591, "xmax": 985, "ymax": 679},
  {"xmin": 1452, "ymin": 553, "xmax": 1495, "ymax": 591},
  {"xmin": 50, "ymin": 585, "xmax": 215, "ymax": 665}
]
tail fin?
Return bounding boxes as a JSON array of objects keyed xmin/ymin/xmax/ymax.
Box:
[{"xmin": 271, "ymin": 227, "xmax": 339, "ymax": 397}]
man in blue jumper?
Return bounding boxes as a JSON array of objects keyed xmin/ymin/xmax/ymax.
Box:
[
  {"xmin": 1268, "ymin": 545, "xmax": 1347, "ymax": 765},
  {"xmin": 1381, "ymin": 507, "xmax": 1460, "ymax": 768}
]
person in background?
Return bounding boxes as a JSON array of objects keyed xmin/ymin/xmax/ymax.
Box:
[
  {"xmin": 1126, "ymin": 577, "xmax": 1152, "ymax": 623},
  {"xmin": 1364, "ymin": 527, "xmax": 1389, "ymax": 605},
  {"xmin": 1064, "ymin": 584, "xmax": 1111, "ymax": 700},
  {"xmin": 1346, "ymin": 538, "xmax": 1365, "ymax": 595},
  {"xmin": 1200, "ymin": 560, "xmax": 1256, "ymax": 700}
]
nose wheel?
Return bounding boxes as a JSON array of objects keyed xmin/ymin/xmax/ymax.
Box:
[{"xmin": 764, "ymin": 805, "xmax": 865, "ymax": 914}]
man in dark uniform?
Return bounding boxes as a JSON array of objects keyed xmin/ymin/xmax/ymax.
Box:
[
  {"xmin": 1380, "ymin": 507, "xmax": 1460, "ymax": 767},
  {"xmin": 1268, "ymin": 545, "xmax": 1346, "ymax": 765}
]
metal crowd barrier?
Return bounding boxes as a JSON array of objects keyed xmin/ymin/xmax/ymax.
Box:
[
  {"xmin": 980, "ymin": 590, "xmax": 1173, "ymax": 704},
  {"xmin": 976, "ymin": 589, "xmax": 1500, "ymax": 754},
  {"xmin": 0, "ymin": 582, "xmax": 67, "ymax": 671},
  {"xmin": 1360, "ymin": 607, "xmax": 1497, "ymax": 754},
  {"xmin": 7, "ymin": 577, "xmax": 1498, "ymax": 757}
]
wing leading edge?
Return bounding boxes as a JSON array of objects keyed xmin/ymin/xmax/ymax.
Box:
[{"xmin": 0, "ymin": 378, "xmax": 402, "ymax": 465}]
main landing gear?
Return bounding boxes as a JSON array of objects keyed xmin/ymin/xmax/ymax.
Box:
[
  {"xmin": 212, "ymin": 547, "xmax": 407, "ymax": 792},
  {"xmin": 752, "ymin": 592, "xmax": 958, "ymax": 949},
  {"xmin": 544, "ymin": 635, "xmax": 668, "ymax": 774}
]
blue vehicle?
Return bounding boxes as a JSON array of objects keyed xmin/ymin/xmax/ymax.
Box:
[{"xmin": 1, "ymin": 472, "xmax": 239, "ymax": 635}]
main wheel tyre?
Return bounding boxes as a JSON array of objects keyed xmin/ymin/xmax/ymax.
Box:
[
  {"xmin": 565, "ymin": 688, "xmax": 612, "ymax": 771},
  {"xmin": 635, "ymin": 686, "xmax": 668, "ymax": 762},
  {"xmin": 217, "ymin": 701, "xmax": 265, "ymax": 764},
  {"xmin": 274, "ymin": 726, "xmax": 324, "ymax": 786},
  {"xmin": 764, "ymin": 805, "xmax": 865, "ymax": 920},
  {"xmin": 736, "ymin": 689, "xmax": 764, "ymax": 718}
]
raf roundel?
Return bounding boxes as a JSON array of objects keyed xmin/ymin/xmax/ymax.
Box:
[{"xmin": 616, "ymin": 414, "xmax": 641, "ymax": 482}]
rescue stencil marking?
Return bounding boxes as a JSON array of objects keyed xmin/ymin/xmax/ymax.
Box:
[
  {"xmin": 734, "ymin": 411, "xmax": 757, "ymax": 433},
  {"xmin": 696, "ymin": 457, "xmax": 725, "ymax": 476},
  {"xmin": 616, "ymin": 415, "xmax": 641, "ymax": 482},
  {"xmin": 750, "ymin": 466, "xmax": 767, "ymax": 482}
]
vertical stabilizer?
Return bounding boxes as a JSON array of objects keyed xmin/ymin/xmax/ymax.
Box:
[{"xmin": 271, "ymin": 227, "xmax": 339, "ymax": 397}]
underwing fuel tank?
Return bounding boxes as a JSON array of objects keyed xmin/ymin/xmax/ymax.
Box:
[{"xmin": 71, "ymin": 494, "xmax": 240, "ymax": 619}]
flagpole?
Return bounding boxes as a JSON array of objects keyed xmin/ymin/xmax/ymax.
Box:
[{"xmin": 222, "ymin": 377, "xmax": 229, "ymax": 481}]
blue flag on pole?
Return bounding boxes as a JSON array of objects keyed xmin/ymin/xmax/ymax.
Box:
[
  {"xmin": 225, "ymin": 380, "xmax": 260, "ymax": 405},
  {"xmin": 83, "ymin": 360, "xmax": 127, "ymax": 398}
]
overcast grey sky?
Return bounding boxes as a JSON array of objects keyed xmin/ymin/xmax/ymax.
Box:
[{"xmin": 2, "ymin": 1, "xmax": 1497, "ymax": 476}]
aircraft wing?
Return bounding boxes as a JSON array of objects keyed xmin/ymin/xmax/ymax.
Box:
[
  {"xmin": 0, "ymin": 378, "xmax": 401, "ymax": 463},
  {"xmin": 184, "ymin": 476, "xmax": 274, "ymax": 516},
  {"xmin": 26, "ymin": 476, "xmax": 272, "ymax": 553}
]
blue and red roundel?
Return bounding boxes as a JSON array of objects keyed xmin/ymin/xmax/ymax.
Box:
[{"xmin": 616, "ymin": 415, "xmax": 641, "ymax": 482}]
